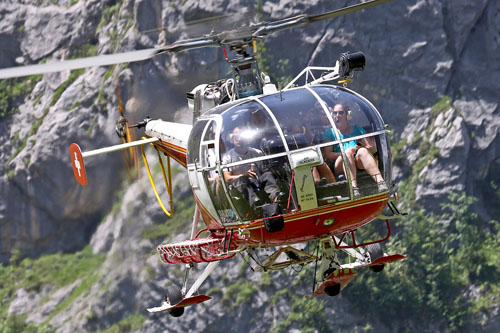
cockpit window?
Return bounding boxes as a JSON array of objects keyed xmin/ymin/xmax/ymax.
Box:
[
  {"xmin": 219, "ymin": 101, "xmax": 284, "ymax": 161},
  {"xmin": 260, "ymin": 89, "xmax": 333, "ymax": 150},
  {"xmin": 187, "ymin": 119, "xmax": 208, "ymax": 165},
  {"xmin": 311, "ymin": 86, "xmax": 384, "ymax": 133},
  {"xmin": 203, "ymin": 121, "xmax": 217, "ymax": 142}
]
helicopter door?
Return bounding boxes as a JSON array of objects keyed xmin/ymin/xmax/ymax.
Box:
[
  {"xmin": 187, "ymin": 119, "xmax": 220, "ymax": 222},
  {"xmin": 289, "ymin": 147, "xmax": 323, "ymax": 211},
  {"xmin": 192, "ymin": 119, "xmax": 223, "ymax": 222}
]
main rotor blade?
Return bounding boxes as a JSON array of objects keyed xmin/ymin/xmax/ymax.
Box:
[
  {"xmin": 0, "ymin": 48, "xmax": 164, "ymax": 79},
  {"xmin": 308, "ymin": 0, "xmax": 393, "ymax": 23},
  {"xmin": 253, "ymin": 0, "xmax": 393, "ymax": 36},
  {"xmin": 0, "ymin": 0, "xmax": 393, "ymax": 80},
  {"xmin": 0, "ymin": 37, "xmax": 218, "ymax": 79}
]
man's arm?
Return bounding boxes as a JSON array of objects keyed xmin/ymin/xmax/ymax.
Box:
[{"xmin": 223, "ymin": 170, "xmax": 243, "ymax": 183}]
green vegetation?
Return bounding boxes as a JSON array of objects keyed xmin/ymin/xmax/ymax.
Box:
[
  {"xmin": 97, "ymin": 2, "xmax": 122, "ymax": 31},
  {"xmin": 272, "ymin": 295, "xmax": 329, "ymax": 333},
  {"xmin": 45, "ymin": 270, "xmax": 101, "ymax": 325},
  {"xmin": 0, "ymin": 314, "xmax": 40, "ymax": 333},
  {"xmin": 221, "ymin": 279, "xmax": 258, "ymax": 309},
  {"xmin": 0, "ymin": 246, "xmax": 105, "ymax": 331},
  {"xmin": 51, "ymin": 69, "xmax": 84, "ymax": 107},
  {"xmin": 4, "ymin": 69, "xmax": 84, "ymax": 168},
  {"xmin": 100, "ymin": 314, "xmax": 146, "ymax": 333},
  {"xmin": 255, "ymin": 0, "xmax": 292, "ymax": 88},
  {"xmin": 96, "ymin": 88, "xmax": 107, "ymax": 106},
  {"xmin": 0, "ymin": 75, "xmax": 42, "ymax": 120},
  {"xmin": 1, "ymin": 246, "xmax": 104, "ymax": 295},
  {"xmin": 346, "ymin": 192, "xmax": 500, "ymax": 331},
  {"xmin": 431, "ymin": 95, "xmax": 453, "ymax": 118},
  {"xmin": 256, "ymin": 40, "xmax": 293, "ymax": 88},
  {"xmin": 346, "ymin": 99, "xmax": 499, "ymax": 330},
  {"xmin": 141, "ymin": 190, "xmax": 195, "ymax": 241},
  {"xmin": 70, "ymin": 43, "xmax": 98, "ymax": 59},
  {"xmin": 86, "ymin": 115, "xmax": 97, "ymax": 135},
  {"xmin": 70, "ymin": 100, "xmax": 81, "ymax": 111}
]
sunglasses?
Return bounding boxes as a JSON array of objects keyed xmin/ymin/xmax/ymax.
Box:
[{"xmin": 332, "ymin": 110, "xmax": 345, "ymax": 116}]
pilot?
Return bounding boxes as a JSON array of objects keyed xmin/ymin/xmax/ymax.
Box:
[
  {"xmin": 247, "ymin": 109, "xmax": 273, "ymax": 150},
  {"xmin": 322, "ymin": 103, "xmax": 388, "ymax": 197},
  {"xmin": 222, "ymin": 126, "xmax": 281, "ymax": 206}
]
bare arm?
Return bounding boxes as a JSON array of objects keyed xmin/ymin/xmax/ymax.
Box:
[
  {"xmin": 359, "ymin": 136, "xmax": 377, "ymax": 155},
  {"xmin": 223, "ymin": 170, "xmax": 242, "ymax": 183},
  {"xmin": 322, "ymin": 145, "xmax": 342, "ymax": 162}
]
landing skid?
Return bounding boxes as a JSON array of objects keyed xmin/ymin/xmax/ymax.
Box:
[
  {"xmin": 342, "ymin": 253, "xmax": 406, "ymax": 270},
  {"xmin": 147, "ymin": 295, "xmax": 212, "ymax": 313},
  {"xmin": 310, "ymin": 232, "xmax": 405, "ymax": 298},
  {"xmin": 147, "ymin": 261, "xmax": 219, "ymax": 315},
  {"xmin": 310, "ymin": 268, "xmax": 357, "ymax": 298},
  {"xmin": 148, "ymin": 205, "xmax": 223, "ymax": 317}
]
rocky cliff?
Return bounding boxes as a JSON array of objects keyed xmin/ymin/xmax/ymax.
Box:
[{"xmin": 1, "ymin": 0, "xmax": 499, "ymax": 332}]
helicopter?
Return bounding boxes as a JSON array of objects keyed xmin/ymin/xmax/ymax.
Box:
[{"xmin": 0, "ymin": 0, "xmax": 406, "ymax": 318}]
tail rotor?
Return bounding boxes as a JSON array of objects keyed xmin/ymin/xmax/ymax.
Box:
[{"xmin": 114, "ymin": 84, "xmax": 139, "ymax": 180}]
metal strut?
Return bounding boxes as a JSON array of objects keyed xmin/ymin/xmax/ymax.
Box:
[
  {"xmin": 141, "ymin": 137, "xmax": 174, "ymax": 217},
  {"xmin": 332, "ymin": 219, "xmax": 392, "ymax": 249}
]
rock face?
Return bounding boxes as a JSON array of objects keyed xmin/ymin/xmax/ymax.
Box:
[{"xmin": 1, "ymin": 0, "xmax": 499, "ymax": 331}]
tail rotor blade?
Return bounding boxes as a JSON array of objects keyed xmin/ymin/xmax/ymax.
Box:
[{"xmin": 70, "ymin": 143, "xmax": 87, "ymax": 186}]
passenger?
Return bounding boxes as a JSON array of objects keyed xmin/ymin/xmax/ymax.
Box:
[
  {"xmin": 222, "ymin": 126, "xmax": 281, "ymax": 206},
  {"xmin": 322, "ymin": 103, "xmax": 388, "ymax": 197},
  {"xmin": 285, "ymin": 121, "xmax": 308, "ymax": 149},
  {"xmin": 292, "ymin": 113, "xmax": 335, "ymax": 185}
]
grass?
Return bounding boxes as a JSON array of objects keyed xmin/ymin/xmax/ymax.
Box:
[
  {"xmin": 99, "ymin": 314, "xmax": 146, "ymax": 333},
  {"xmin": 5, "ymin": 136, "xmax": 28, "ymax": 168},
  {"xmin": 0, "ymin": 314, "xmax": 41, "ymax": 333},
  {"xmin": 431, "ymin": 95, "xmax": 453, "ymax": 118},
  {"xmin": 50, "ymin": 69, "xmax": 84, "ymax": 107},
  {"xmin": 4, "ymin": 69, "xmax": 84, "ymax": 168},
  {"xmin": 221, "ymin": 279, "xmax": 257, "ymax": 309},
  {"xmin": 0, "ymin": 246, "xmax": 105, "ymax": 331},
  {"xmin": 12, "ymin": 246, "xmax": 104, "ymax": 291},
  {"xmin": 97, "ymin": 2, "xmax": 122, "ymax": 31},
  {"xmin": 272, "ymin": 296, "xmax": 328, "ymax": 333},
  {"xmin": 70, "ymin": 43, "xmax": 98, "ymax": 59},
  {"xmin": 44, "ymin": 272, "xmax": 101, "ymax": 325},
  {"xmin": 0, "ymin": 75, "xmax": 42, "ymax": 120},
  {"xmin": 141, "ymin": 193, "xmax": 195, "ymax": 241}
]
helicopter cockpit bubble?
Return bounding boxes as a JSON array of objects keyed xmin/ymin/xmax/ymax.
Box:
[{"xmin": 187, "ymin": 85, "xmax": 391, "ymax": 224}]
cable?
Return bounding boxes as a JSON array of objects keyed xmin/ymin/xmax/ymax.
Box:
[
  {"xmin": 312, "ymin": 240, "xmax": 320, "ymax": 294},
  {"xmin": 239, "ymin": 252, "xmax": 255, "ymax": 272}
]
